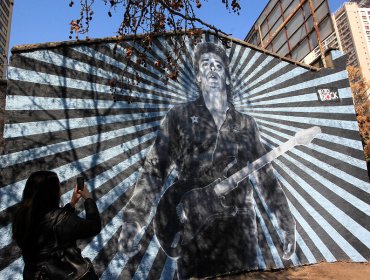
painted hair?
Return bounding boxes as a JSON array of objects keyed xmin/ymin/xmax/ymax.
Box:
[
  {"xmin": 192, "ymin": 42, "xmax": 231, "ymax": 82},
  {"xmin": 12, "ymin": 170, "xmax": 61, "ymax": 249},
  {"xmin": 192, "ymin": 42, "xmax": 232, "ymax": 101}
]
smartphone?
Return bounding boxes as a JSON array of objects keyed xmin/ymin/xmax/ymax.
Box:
[{"xmin": 77, "ymin": 176, "xmax": 84, "ymax": 191}]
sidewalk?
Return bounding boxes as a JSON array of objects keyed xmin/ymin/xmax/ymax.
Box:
[{"xmin": 217, "ymin": 262, "xmax": 370, "ymax": 280}]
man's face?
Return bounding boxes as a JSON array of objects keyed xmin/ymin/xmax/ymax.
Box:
[{"xmin": 196, "ymin": 52, "xmax": 229, "ymax": 93}]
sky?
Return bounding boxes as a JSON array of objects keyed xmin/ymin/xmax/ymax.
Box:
[{"xmin": 9, "ymin": 0, "xmax": 347, "ymax": 51}]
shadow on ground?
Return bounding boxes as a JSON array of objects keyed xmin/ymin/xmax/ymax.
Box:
[{"xmin": 210, "ymin": 262, "xmax": 369, "ymax": 280}]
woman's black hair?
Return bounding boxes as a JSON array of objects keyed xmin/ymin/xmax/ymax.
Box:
[{"xmin": 12, "ymin": 170, "xmax": 61, "ymax": 249}]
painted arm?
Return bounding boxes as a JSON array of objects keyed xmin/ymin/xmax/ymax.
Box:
[
  {"xmin": 120, "ymin": 111, "xmax": 177, "ymax": 255},
  {"xmin": 248, "ymin": 120, "xmax": 296, "ymax": 259}
]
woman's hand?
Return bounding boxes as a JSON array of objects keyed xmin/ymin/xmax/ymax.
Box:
[
  {"xmin": 78, "ymin": 184, "xmax": 93, "ymax": 200},
  {"xmin": 70, "ymin": 184, "xmax": 92, "ymax": 207},
  {"xmin": 70, "ymin": 185, "xmax": 82, "ymax": 208}
]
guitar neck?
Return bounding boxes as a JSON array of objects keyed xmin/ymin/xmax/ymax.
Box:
[{"xmin": 213, "ymin": 137, "xmax": 297, "ymax": 196}]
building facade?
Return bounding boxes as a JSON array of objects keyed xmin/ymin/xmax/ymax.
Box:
[
  {"xmin": 244, "ymin": 0, "xmax": 340, "ymax": 67},
  {"xmin": 348, "ymin": 0, "xmax": 370, "ymax": 8},
  {"xmin": 334, "ymin": 1, "xmax": 370, "ymax": 80},
  {"xmin": 0, "ymin": 0, "xmax": 12, "ymax": 79},
  {"xmin": 0, "ymin": 0, "xmax": 12, "ymax": 153}
]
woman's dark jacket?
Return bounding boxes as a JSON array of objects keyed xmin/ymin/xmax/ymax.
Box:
[{"xmin": 22, "ymin": 198, "xmax": 101, "ymax": 279}]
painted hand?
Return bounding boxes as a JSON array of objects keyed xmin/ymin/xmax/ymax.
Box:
[
  {"xmin": 118, "ymin": 222, "xmax": 142, "ymax": 258},
  {"xmin": 282, "ymin": 229, "xmax": 296, "ymax": 260}
]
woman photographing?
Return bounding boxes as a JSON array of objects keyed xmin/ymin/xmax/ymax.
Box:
[{"xmin": 12, "ymin": 170, "xmax": 101, "ymax": 279}]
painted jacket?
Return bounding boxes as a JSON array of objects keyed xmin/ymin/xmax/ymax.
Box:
[{"xmin": 125, "ymin": 96, "xmax": 293, "ymax": 227}]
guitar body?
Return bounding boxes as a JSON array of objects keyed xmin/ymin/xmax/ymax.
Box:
[
  {"xmin": 154, "ymin": 178, "xmax": 237, "ymax": 258},
  {"xmin": 154, "ymin": 180, "xmax": 190, "ymax": 258}
]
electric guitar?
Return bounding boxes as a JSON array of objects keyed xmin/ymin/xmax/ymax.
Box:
[{"xmin": 153, "ymin": 126, "xmax": 321, "ymax": 257}]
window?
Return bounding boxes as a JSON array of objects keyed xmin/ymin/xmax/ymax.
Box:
[
  {"xmin": 269, "ymin": 3, "xmax": 281, "ymax": 27},
  {"xmin": 248, "ymin": 32, "xmax": 258, "ymax": 46},
  {"xmin": 284, "ymin": 0, "xmax": 300, "ymax": 19},
  {"xmin": 281, "ymin": 0, "xmax": 291, "ymax": 12},
  {"xmin": 308, "ymin": 32, "xmax": 318, "ymax": 49},
  {"xmin": 0, "ymin": 8, "xmax": 7, "ymax": 24},
  {"xmin": 289, "ymin": 24, "xmax": 306, "ymax": 47},
  {"xmin": 0, "ymin": 33, "xmax": 6, "ymax": 45},
  {"xmin": 264, "ymin": 0, "xmax": 277, "ymax": 16},
  {"xmin": 270, "ymin": 16, "xmax": 283, "ymax": 33},
  {"xmin": 303, "ymin": 1, "xmax": 311, "ymax": 18},
  {"xmin": 0, "ymin": 1, "xmax": 9, "ymax": 16},
  {"xmin": 306, "ymin": 16, "xmax": 314, "ymax": 31},
  {"xmin": 277, "ymin": 42, "xmax": 290, "ymax": 56},
  {"xmin": 260, "ymin": 20, "xmax": 269, "ymax": 41},
  {"xmin": 271, "ymin": 29, "xmax": 287, "ymax": 51},
  {"xmin": 311, "ymin": 0, "xmax": 325, "ymax": 9},
  {"xmin": 291, "ymin": 38, "xmax": 310, "ymax": 61},
  {"xmin": 318, "ymin": 17, "xmax": 333, "ymax": 41},
  {"xmin": 266, "ymin": 44, "xmax": 273, "ymax": 52},
  {"xmin": 286, "ymin": 10, "xmax": 304, "ymax": 37},
  {"xmin": 314, "ymin": 2, "xmax": 328, "ymax": 23}
]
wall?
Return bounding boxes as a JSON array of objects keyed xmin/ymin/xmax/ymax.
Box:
[
  {"xmin": 0, "ymin": 32, "xmax": 369, "ymax": 279},
  {"xmin": 0, "ymin": 79, "xmax": 6, "ymax": 153}
]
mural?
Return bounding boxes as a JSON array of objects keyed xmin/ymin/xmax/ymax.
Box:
[
  {"xmin": 121, "ymin": 42, "xmax": 302, "ymax": 279},
  {"xmin": 0, "ymin": 32, "xmax": 369, "ymax": 279}
]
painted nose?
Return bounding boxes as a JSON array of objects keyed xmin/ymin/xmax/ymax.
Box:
[{"xmin": 210, "ymin": 64, "xmax": 215, "ymax": 71}]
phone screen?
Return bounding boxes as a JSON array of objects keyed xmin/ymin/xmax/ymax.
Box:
[{"xmin": 77, "ymin": 176, "xmax": 84, "ymax": 191}]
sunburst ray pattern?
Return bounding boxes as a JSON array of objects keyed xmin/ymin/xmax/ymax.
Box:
[{"xmin": 0, "ymin": 33, "xmax": 369, "ymax": 279}]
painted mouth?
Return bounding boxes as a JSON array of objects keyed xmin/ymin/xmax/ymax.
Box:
[{"xmin": 208, "ymin": 72, "xmax": 219, "ymax": 79}]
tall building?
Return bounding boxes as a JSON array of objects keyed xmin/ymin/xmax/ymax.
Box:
[
  {"xmin": 0, "ymin": 0, "xmax": 12, "ymax": 150},
  {"xmin": 333, "ymin": 1, "xmax": 370, "ymax": 80},
  {"xmin": 0, "ymin": 0, "xmax": 13, "ymax": 79},
  {"xmin": 244, "ymin": 0, "xmax": 340, "ymax": 67},
  {"xmin": 348, "ymin": 0, "xmax": 370, "ymax": 8}
]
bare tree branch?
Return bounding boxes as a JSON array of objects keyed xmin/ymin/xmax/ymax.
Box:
[{"xmin": 67, "ymin": 0, "xmax": 241, "ymax": 103}]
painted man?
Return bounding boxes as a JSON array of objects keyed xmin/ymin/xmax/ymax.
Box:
[{"xmin": 119, "ymin": 42, "xmax": 296, "ymax": 279}]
